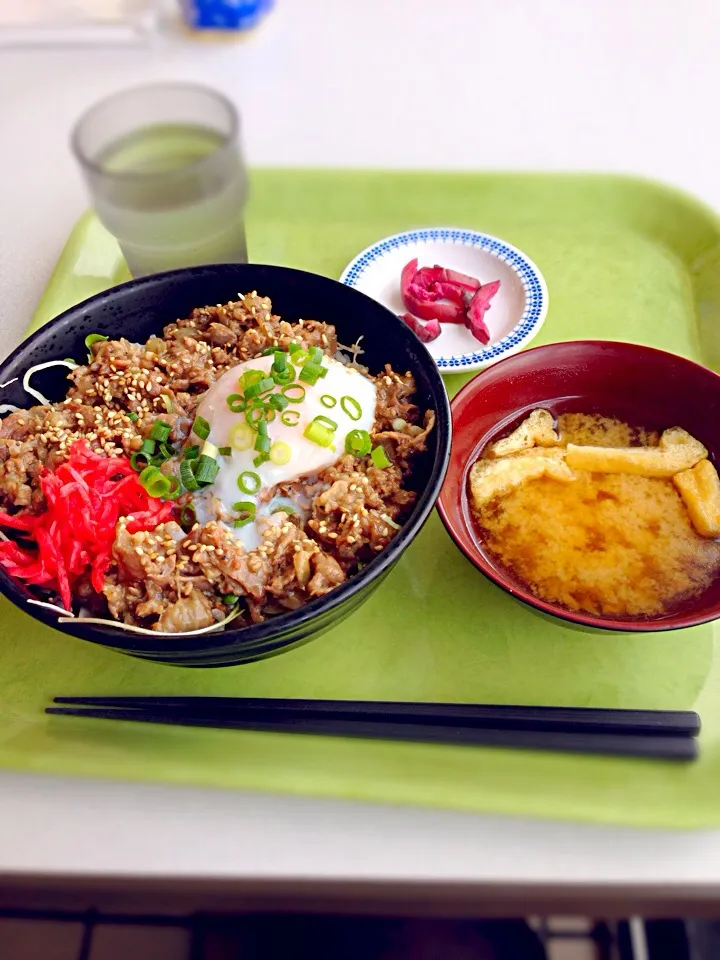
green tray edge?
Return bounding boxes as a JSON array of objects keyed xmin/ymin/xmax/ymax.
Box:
[{"xmin": 7, "ymin": 168, "xmax": 720, "ymax": 830}]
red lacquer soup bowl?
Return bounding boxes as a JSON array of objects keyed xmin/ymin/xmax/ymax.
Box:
[{"xmin": 437, "ymin": 340, "xmax": 720, "ymax": 632}]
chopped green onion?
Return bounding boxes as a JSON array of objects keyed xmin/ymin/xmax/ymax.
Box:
[
  {"xmin": 314, "ymin": 415, "xmax": 338, "ymax": 430},
  {"xmin": 201, "ymin": 440, "xmax": 218, "ymax": 460},
  {"xmin": 233, "ymin": 500, "xmax": 256, "ymax": 527},
  {"xmin": 192, "ymin": 416, "xmax": 210, "ymax": 440},
  {"xmin": 240, "ymin": 369, "xmax": 265, "ymax": 391},
  {"xmin": 184, "ymin": 444, "xmax": 200, "ymax": 460},
  {"xmin": 149, "ymin": 419, "xmax": 172, "ymax": 442},
  {"xmin": 345, "ymin": 429, "xmax": 372, "ymax": 456},
  {"xmin": 237, "ymin": 471, "xmax": 261, "ymax": 495},
  {"xmin": 254, "ymin": 433, "xmax": 271, "ymax": 454},
  {"xmin": 371, "ymin": 445, "xmax": 392, "ymax": 469},
  {"xmin": 272, "ymin": 351, "xmax": 288, "ymax": 374},
  {"xmin": 180, "ymin": 504, "xmax": 197, "ymax": 529},
  {"xmin": 320, "ymin": 394, "xmax": 337, "ymax": 408},
  {"xmin": 245, "ymin": 405, "xmax": 270, "ymax": 427},
  {"xmin": 158, "ymin": 442, "xmax": 174, "ymax": 461},
  {"xmin": 233, "ymin": 501, "xmax": 256, "ymax": 527},
  {"xmin": 288, "ymin": 342, "xmax": 303, "ymax": 355},
  {"xmin": 280, "ymin": 410, "xmax": 300, "ymax": 427},
  {"xmin": 180, "ymin": 459, "xmax": 200, "ymax": 491},
  {"xmin": 226, "ymin": 393, "xmax": 246, "ymax": 413},
  {"xmin": 304, "ymin": 417, "xmax": 336, "ymax": 448},
  {"xmin": 272, "ymin": 365, "xmax": 296, "ymax": 385},
  {"xmin": 195, "ymin": 455, "xmax": 219, "ymax": 485},
  {"xmin": 275, "ymin": 505, "xmax": 296, "ymax": 516},
  {"xmin": 138, "ymin": 465, "xmax": 172, "ymax": 499},
  {"xmin": 140, "ymin": 438, "xmax": 156, "ymax": 456},
  {"xmin": 308, "ymin": 345, "xmax": 323, "ymax": 364},
  {"xmin": 160, "ymin": 394, "xmax": 173, "ymax": 414},
  {"xmin": 269, "ymin": 441, "xmax": 291, "ymax": 465},
  {"xmin": 257, "ymin": 420, "xmax": 269, "ymax": 438},
  {"xmin": 253, "ymin": 452, "xmax": 270, "ymax": 467},
  {"xmin": 261, "ymin": 347, "xmax": 277, "ymax": 356},
  {"xmin": 163, "ymin": 476, "xmax": 182, "ymax": 500},
  {"xmin": 268, "ymin": 393, "xmax": 290, "ymax": 411},
  {"xmin": 85, "ymin": 333, "xmax": 108, "ymax": 359},
  {"xmin": 282, "ymin": 384, "xmax": 306, "ymax": 403},
  {"xmin": 299, "ymin": 364, "xmax": 322, "ymax": 386},
  {"xmin": 130, "ymin": 451, "xmax": 150, "ymax": 473},
  {"xmin": 218, "ymin": 446, "xmax": 232, "ymax": 457},
  {"xmin": 128, "ymin": 412, "xmax": 139, "ymax": 423},
  {"xmin": 340, "ymin": 396, "xmax": 362, "ymax": 421},
  {"xmin": 223, "ymin": 594, "xmax": 240, "ymax": 605},
  {"xmin": 245, "ymin": 377, "xmax": 274, "ymax": 399},
  {"xmin": 229, "ymin": 422, "xmax": 254, "ymax": 451}
]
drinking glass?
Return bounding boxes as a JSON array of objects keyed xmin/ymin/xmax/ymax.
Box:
[{"xmin": 72, "ymin": 82, "xmax": 248, "ymax": 277}]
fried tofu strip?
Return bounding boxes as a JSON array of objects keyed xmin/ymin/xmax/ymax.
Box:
[
  {"xmin": 673, "ymin": 459, "xmax": 720, "ymax": 538},
  {"xmin": 469, "ymin": 453, "xmax": 574, "ymax": 510},
  {"xmin": 565, "ymin": 428, "xmax": 707, "ymax": 478},
  {"xmin": 489, "ymin": 409, "xmax": 559, "ymax": 458}
]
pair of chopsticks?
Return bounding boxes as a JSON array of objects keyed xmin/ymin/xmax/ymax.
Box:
[{"xmin": 46, "ymin": 697, "xmax": 701, "ymax": 761}]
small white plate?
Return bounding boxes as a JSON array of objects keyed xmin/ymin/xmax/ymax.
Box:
[{"xmin": 340, "ymin": 228, "xmax": 548, "ymax": 374}]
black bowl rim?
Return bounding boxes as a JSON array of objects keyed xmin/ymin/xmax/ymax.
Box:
[{"xmin": 0, "ymin": 264, "xmax": 452, "ymax": 659}]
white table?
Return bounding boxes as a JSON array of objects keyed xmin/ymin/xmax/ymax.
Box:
[{"xmin": 1, "ymin": 0, "xmax": 720, "ymax": 908}]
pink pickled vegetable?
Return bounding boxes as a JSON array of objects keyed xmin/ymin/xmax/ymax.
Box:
[
  {"xmin": 403, "ymin": 291, "xmax": 465, "ymax": 322},
  {"xmin": 464, "ymin": 280, "xmax": 501, "ymax": 344},
  {"xmin": 433, "ymin": 282, "xmax": 466, "ymax": 307},
  {"xmin": 399, "ymin": 313, "xmax": 441, "ymax": 343},
  {"xmin": 469, "ymin": 279, "xmax": 501, "ymax": 311},
  {"xmin": 401, "ymin": 258, "xmax": 464, "ymax": 321},
  {"xmin": 438, "ymin": 267, "xmax": 482, "ymax": 291},
  {"xmin": 400, "ymin": 258, "xmax": 419, "ymax": 303},
  {"xmin": 399, "ymin": 258, "xmax": 501, "ymax": 341}
]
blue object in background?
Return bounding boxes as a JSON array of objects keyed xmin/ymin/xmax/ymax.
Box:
[{"xmin": 182, "ymin": 0, "xmax": 274, "ymax": 31}]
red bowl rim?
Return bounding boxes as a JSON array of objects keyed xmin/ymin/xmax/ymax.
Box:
[{"xmin": 437, "ymin": 339, "xmax": 720, "ymax": 633}]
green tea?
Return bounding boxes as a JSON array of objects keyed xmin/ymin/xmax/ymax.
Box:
[{"xmin": 95, "ymin": 123, "xmax": 248, "ymax": 276}]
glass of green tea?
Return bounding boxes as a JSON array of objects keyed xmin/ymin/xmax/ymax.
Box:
[{"xmin": 72, "ymin": 83, "xmax": 248, "ymax": 277}]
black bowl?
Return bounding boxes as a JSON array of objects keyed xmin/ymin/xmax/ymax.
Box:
[{"xmin": 0, "ymin": 265, "xmax": 451, "ymax": 667}]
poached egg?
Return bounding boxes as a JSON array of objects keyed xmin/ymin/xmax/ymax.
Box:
[{"xmin": 193, "ymin": 353, "xmax": 376, "ymax": 549}]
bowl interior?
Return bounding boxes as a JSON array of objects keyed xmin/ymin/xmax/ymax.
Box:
[
  {"xmin": 0, "ymin": 264, "xmax": 451, "ymax": 664},
  {"xmin": 438, "ymin": 340, "xmax": 720, "ymax": 632}
]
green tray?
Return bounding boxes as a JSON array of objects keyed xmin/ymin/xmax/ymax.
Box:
[{"xmin": 7, "ymin": 170, "xmax": 720, "ymax": 829}]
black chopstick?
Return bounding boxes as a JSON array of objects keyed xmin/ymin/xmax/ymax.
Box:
[
  {"xmin": 46, "ymin": 700, "xmax": 700, "ymax": 761},
  {"xmin": 45, "ymin": 707, "xmax": 697, "ymax": 760},
  {"xmin": 51, "ymin": 696, "xmax": 701, "ymax": 737}
]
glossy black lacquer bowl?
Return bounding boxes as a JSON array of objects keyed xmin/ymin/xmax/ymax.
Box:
[{"xmin": 0, "ymin": 265, "xmax": 451, "ymax": 667}]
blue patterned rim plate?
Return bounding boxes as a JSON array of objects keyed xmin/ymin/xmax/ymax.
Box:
[{"xmin": 340, "ymin": 228, "xmax": 549, "ymax": 374}]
